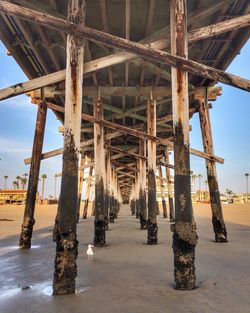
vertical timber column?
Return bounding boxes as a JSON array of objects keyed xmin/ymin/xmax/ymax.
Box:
[
  {"xmin": 170, "ymin": 0, "xmax": 198, "ymax": 290},
  {"xmin": 130, "ymin": 186, "xmax": 135, "ymax": 215},
  {"xmin": 147, "ymin": 97, "xmax": 158, "ymax": 244},
  {"xmin": 19, "ymin": 101, "xmax": 47, "ymax": 249},
  {"xmin": 165, "ymin": 148, "xmax": 175, "ymax": 221},
  {"xmin": 135, "ymin": 171, "xmax": 139, "ymax": 219},
  {"xmin": 53, "ymin": 0, "xmax": 85, "ymax": 295},
  {"xmin": 198, "ymin": 90, "xmax": 227, "ymax": 242},
  {"xmin": 94, "ymin": 96, "xmax": 106, "ymax": 246},
  {"xmin": 158, "ymin": 163, "xmax": 168, "ymax": 218},
  {"xmin": 104, "ymin": 149, "xmax": 111, "ymax": 230},
  {"xmin": 82, "ymin": 163, "xmax": 93, "ymax": 219},
  {"xmin": 77, "ymin": 153, "xmax": 85, "ymax": 222},
  {"xmin": 139, "ymin": 139, "xmax": 147, "ymax": 229},
  {"xmin": 109, "ymin": 165, "xmax": 115, "ymax": 223}
]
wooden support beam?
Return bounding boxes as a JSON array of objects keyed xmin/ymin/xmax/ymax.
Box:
[
  {"xmin": 19, "ymin": 101, "xmax": 47, "ymax": 249},
  {"xmin": 53, "ymin": 0, "xmax": 85, "ymax": 295},
  {"xmin": 25, "ymin": 99, "xmax": 224, "ymax": 165},
  {"xmin": 0, "ymin": 3, "xmax": 249, "ymax": 103},
  {"xmin": 0, "ymin": 1, "xmax": 249, "ymax": 91},
  {"xmin": 164, "ymin": 148, "xmax": 174, "ymax": 222},
  {"xmin": 77, "ymin": 154, "xmax": 86, "ymax": 222},
  {"xmin": 156, "ymin": 160, "xmax": 174, "ymax": 170},
  {"xmin": 170, "ymin": 0, "xmax": 197, "ymax": 291},
  {"xmin": 104, "ymin": 146, "xmax": 111, "ymax": 230},
  {"xmin": 82, "ymin": 163, "xmax": 93, "ymax": 219},
  {"xmin": 147, "ymin": 97, "xmax": 158, "ymax": 244},
  {"xmin": 116, "ymin": 170, "xmax": 135, "ymax": 179},
  {"xmin": 198, "ymin": 90, "xmax": 228, "ymax": 242},
  {"xmin": 94, "ymin": 97, "xmax": 106, "ymax": 245},
  {"xmin": 105, "ymin": 145, "xmax": 147, "ymax": 161},
  {"xmin": 158, "ymin": 164, "xmax": 168, "ymax": 218},
  {"xmin": 138, "ymin": 139, "xmax": 147, "ymax": 229}
]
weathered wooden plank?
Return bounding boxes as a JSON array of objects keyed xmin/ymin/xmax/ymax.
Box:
[
  {"xmin": 53, "ymin": 0, "xmax": 85, "ymax": 295},
  {"xmin": 198, "ymin": 89, "xmax": 228, "ymax": 242},
  {"xmin": 0, "ymin": 1, "xmax": 249, "ymax": 91},
  {"xmin": 170, "ymin": 0, "xmax": 197, "ymax": 291},
  {"xmin": 19, "ymin": 101, "xmax": 47, "ymax": 249}
]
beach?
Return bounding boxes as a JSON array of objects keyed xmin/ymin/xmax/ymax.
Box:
[{"xmin": 0, "ymin": 202, "xmax": 250, "ymax": 313}]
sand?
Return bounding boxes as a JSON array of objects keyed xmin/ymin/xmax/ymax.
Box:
[{"xmin": 0, "ymin": 202, "xmax": 250, "ymax": 313}]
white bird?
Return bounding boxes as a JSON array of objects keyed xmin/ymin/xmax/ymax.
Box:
[{"xmin": 86, "ymin": 244, "xmax": 94, "ymax": 260}]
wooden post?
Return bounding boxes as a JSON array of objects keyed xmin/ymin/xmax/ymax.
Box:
[
  {"xmin": 53, "ymin": 0, "xmax": 85, "ymax": 295},
  {"xmin": 104, "ymin": 148, "xmax": 111, "ymax": 230},
  {"xmin": 158, "ymin": 164, "xmax": 168, "ymax": 218},
  {"xmin": 139, "ymin": 139, "xmax": 147, "ymax": 229},
  {"xmin": 135, "ymin": 170, "xmax": 140, "ymax": 219},
  {"xmin": 147, "ymin": 97, "xmax": 158, "ymax": 244},
  {"xmin": 109, "ymin": 165, "xmax": 115, "ymax": 223},
  {"xmin": 76, "ymin": 153, "xmax": 85, "ymax": 222},
  {"xmin": 82, "ymin": 164, "xmax": 93, "ymax": 219},
  {"xmin": 130, "ymin": 186, "xmax": 135, "ymax": 215},
  {"xmin": 165, "ymin": 148, "xmax": 175, "ymax": 221},
  {"xmin": 94, "ymin": 96, "xmax": 106, "ymax": 246},
  {"xmin": 170, "ymin": 0, "xmax": 198, "ymax": 290},
  {"xmin": 198, "ymin": 90, "xmax": 228, "ymax": 242},
  {"xmin": 19, "ymin": 101, "xmax": 47, "ymax": 249}
]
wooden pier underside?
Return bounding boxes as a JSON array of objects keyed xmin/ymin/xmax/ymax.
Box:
[{"xmin": 0, "ymin": 0, "xmax": 249, "ymax": 294}]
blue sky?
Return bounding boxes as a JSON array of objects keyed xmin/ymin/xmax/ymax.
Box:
[{"xmin": 0, "ymin": 39, "xmax": 249, "ymax": 196}]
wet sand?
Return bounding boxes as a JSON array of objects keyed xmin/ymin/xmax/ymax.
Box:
[{"xmin": 0, "ymin": 202, "xmax": 250, "ymax": 313}]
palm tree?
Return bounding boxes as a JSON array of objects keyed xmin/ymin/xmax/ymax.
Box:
[
  {"xmin": 13, "ymin": 181, "xmax": 17, "ymax": 190},
  {"xmin": 204, "ymin": 180, "xmax": 208, "ymax": 191},
  {"xmin": 245, "ymin": 173, "xmax": 249, "ymax": 203},
  {"xmin": 3, "ymin": 175, "xmax": 8, "ymax": 189},
  {"xmin": 21, "ymin": 177, "xmax": 27, "ymax": 190},
  {"xmin": 197, "ymin": 174, "xmax": 203, "ymax": 191},
  {"xmin": 191, "ymin": 174, "xmax": 197, "ymax": 192},
  {"xmin": 41, "ymin": 174, "xmax": 47, "ymax": 199},
  {"xmin": 16, "ymin": 176, "xmax": 21, "ymax": 189},
  {"xmin": 226, "ymin": 189, "xmax": 233, "ymax": 203}
]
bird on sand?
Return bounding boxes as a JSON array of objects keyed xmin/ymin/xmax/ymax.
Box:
[{"xmin": 86, "ymin": 244, "xmax": 94, "ymax": 260}]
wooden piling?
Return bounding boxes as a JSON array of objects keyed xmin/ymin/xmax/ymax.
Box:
[
  {"xmin": 104, "ymin": 148, "xmax": 111, "ymax": 230},
  {"xmin": 147, "ymin": 98, "xmax": 158, "ymax": 244},
  {"xmin": 158, "ymin": 164, "xmax": 168, "ymax": 218},
  {"xmin": 109, "ymin": 165, "xmax": 115, "ymax": 223},
  {"xmin": 139, "ymin": 139, "xmax": 147, "ymax": 229},
  {"xmin": 76, "ymin": 154, "xmax": 85, "ymax": 222},
  {"xmin": 82, "ymin": 164, "xmax": 93, "ymax": 219},
  {"xmin": 198, "ymin": 89, "xmax": 228, "ymax": 242},
  {"xmin": 170, "ymin": 0, "xmax": 198, "ymax": 290},
  {"xmin": 164, "ymin": 148, "xmax": 175, "ymax": 222},
  {"xmin": 53, "ymin": 0, "xmax": 85, "ymax": 295},
  {"xmin": 19, "ymin": 101, "xmax": 47, "ymax": 249},
  {"xmin": 94, "ymin": 96, "xmax": 106, "ymax": 246}
]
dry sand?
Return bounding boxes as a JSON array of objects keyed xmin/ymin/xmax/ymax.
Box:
[{"xmin": 0, "ymin": 202, "xmax": 250, "ymax": 313}]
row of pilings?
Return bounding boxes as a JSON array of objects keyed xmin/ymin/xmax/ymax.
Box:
[{"xmin": 16, "ymin": 0, "xmax": 228, "ymax": 296}]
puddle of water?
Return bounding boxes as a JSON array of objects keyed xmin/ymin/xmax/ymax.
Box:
[
  {"xmin": 42, "ymin": 285, "xmax": 53, "ymax": 296},
  {"xmin": 0, "ymin": 245, "xmax": 41, "ymax": 252},
  {"xmin": 76, "ymin": 286, "xmax": 90, "ymax": 294}
]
